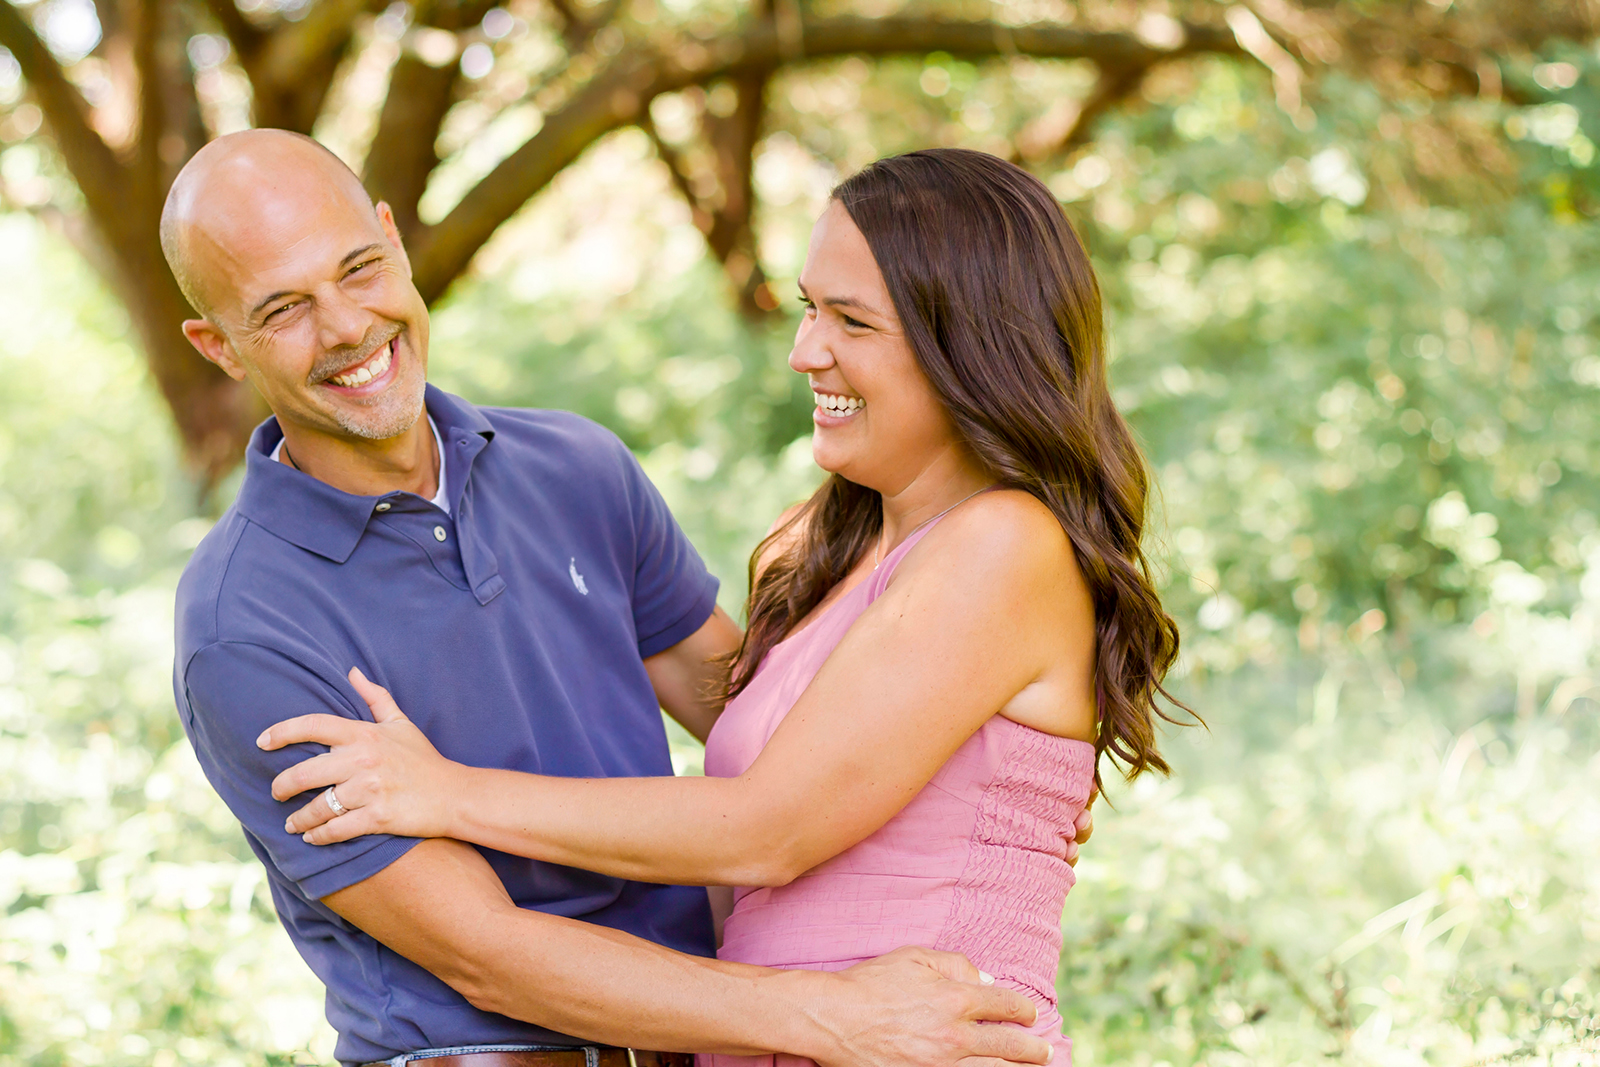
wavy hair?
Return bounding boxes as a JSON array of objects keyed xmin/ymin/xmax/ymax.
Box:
[{"xmin": 726, "ymin": 148, "xmax": 1194, "ymax": 789}]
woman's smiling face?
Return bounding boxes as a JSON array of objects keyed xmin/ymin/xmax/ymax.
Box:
[{"xmin": 791, "ymin": 201, "xmax": 961, "ymax": 495}]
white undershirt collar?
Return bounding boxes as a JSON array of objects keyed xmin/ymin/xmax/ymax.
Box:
[{"xmin": 270, "ymin": 416, "xmax": 450, "ymax": 514}]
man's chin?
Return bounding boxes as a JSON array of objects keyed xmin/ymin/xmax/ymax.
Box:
[{"xmin": 326, "ymin": 375, "xmax": 427, "ymax": 442}]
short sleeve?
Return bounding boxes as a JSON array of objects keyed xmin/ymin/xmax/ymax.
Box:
[
  {"xmin": 181, "ymin": 642, "xmax": 421, "ymax": 900},
  {"xmin": 616, "ymin": 445, "xmax": 720, "ymax": 658}
]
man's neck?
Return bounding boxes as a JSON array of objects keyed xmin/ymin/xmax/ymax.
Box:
[{"xmin": 276, "ymin": 416, "xmax": 439, "ymax": 500}]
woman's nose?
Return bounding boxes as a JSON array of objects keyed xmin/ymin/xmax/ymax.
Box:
[{"xmin": 788, "ymin": 320, "xmax": 834, "ymax": 374}]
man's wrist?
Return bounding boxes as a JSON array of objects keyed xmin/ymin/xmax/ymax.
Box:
[
  {"xmin": 441, "ymin": 762, "xmax": 479, "ymax": 842},
  {"xmin": 760, "ymin": 967, "xmax": 846, "ymax": 1064}
]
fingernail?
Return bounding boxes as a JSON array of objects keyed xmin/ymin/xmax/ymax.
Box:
[
  {"xmin": 256, "ymin": 731, "xmax": 269, "ymax": 748},
  {"xmin": 978, "ymin": 970, "xmax": 995, "ymax": 985},
  {"xmin": 284, "ymin": 818, "xmax": 293, "ymax": 832}
]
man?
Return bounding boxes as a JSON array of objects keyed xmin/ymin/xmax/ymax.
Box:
[{"xmin": 164, "ymin": 129, "xmax": 1071, "ymax": 1067}]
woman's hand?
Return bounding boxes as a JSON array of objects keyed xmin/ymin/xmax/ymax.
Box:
[
  {"xmin": 1065, "ymin": 788, "xmax": 1096, "ymax": 867},
  {"xmin": 257, "ymin": 667, "xmax": 462, "ymax": 845}
]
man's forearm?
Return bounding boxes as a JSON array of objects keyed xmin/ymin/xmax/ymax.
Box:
[
  {"xmin": 322, "ymin": 839, "xmax": 834, "ymax": 1057},
  {"xmin": 459, "ymin": 904, "xmax": 836, "ymax": 1056}
]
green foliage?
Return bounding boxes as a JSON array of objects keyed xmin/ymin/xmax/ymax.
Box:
[
  {"xmin": 2, "ymin": 47, "xmax": 1598, "ymax": 1067},
  {"xmin": 0, "ymin": 217, "xmax": 332, "ymax": 1065}
]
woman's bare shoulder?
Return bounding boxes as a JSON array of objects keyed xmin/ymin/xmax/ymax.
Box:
[
  {"xmin": 899, "ymin": 488, "xmax": 1087, "ymax": 606},
  {"xmin": 939, "ymin": 489, "xmax": 1074, "ymax": 565}
]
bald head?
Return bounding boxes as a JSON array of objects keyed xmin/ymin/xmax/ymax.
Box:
[{"xmin": 160, "ymin": 130, "xmax": 375, "ymax": 318}]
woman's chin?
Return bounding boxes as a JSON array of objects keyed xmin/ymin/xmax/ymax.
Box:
[
  {"xmin": 810, "ymin": 449, "xmax": 881, "ymax": 493},
  {"xmin": 810, "ymin": 442, "xmax": 852, "ymax": 477}
]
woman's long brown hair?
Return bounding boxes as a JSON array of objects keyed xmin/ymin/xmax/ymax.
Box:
[{"xmin": 726, "ymin": 148, "xmax": 1194, "ymax": 789}]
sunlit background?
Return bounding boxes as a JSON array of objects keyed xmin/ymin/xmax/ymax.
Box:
[{"xmin": 0, "ymin": 0, "xmax": 1597, "ymax": 1064}]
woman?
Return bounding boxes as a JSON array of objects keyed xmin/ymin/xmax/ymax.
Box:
[{"xmin": 259, "ymin": 148, "xmax": 1186, "ymax": 1063}]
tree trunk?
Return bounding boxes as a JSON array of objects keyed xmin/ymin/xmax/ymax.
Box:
[{"xmin": 109, "ymin": 221, "xmax": 264, "ymax": 491}]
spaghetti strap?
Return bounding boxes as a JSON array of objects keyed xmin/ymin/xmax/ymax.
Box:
[{"xmin": 867, "ymin": 487, "xmax": 996, "ymax": 597}]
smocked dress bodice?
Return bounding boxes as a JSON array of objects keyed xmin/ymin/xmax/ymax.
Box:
[{"xmin": 702, "ymin": 517, "xmax": 1096, "ymax": 1064}]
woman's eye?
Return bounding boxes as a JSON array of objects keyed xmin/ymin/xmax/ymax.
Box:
[{"xmin": 843, "ymin": 315, "xmax": 867, "ymax": 329}]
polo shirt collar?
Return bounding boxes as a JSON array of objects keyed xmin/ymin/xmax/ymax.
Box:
[{"xmin": 234, "ymin": 385, "xmax": 495, "ymax": 564}]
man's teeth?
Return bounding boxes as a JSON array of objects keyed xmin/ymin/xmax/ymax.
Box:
[
  {"xmin": 816, "ymin": 393, "xmax": 865, "ymax": 416},
  {"xmin": 329, "ymin": 344, "xmax": 392, "ymax": 388}
]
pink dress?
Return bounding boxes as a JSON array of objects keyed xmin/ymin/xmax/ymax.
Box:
[{"xmin": 702, "ymin": 517, "xmax": 1096, "ymax": 1067}]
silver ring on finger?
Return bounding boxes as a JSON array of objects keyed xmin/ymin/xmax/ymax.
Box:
[{"xmin": 324, "ymin": 786, "xmax": 349, "ymax": 817}]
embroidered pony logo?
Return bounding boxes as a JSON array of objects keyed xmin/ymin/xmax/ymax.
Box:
[{"xmin": 569, "ymin": 558, "xmax": 589, "ymax": 596}]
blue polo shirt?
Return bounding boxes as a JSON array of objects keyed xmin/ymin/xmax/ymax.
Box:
[{"xmin": 173, "ymin": 386, "xmax": 719, "ymax": 1065}]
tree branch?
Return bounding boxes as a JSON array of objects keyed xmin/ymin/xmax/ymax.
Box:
[
  {"xmin": 0, "ymin": 1, "xmax": 128, "ymax": 227},
  {"xmin": 254, "ymin": 0, "xmax": 385, "ymax": 87},
  {"xmin": 238, "ymin": 0, "xmax": 388, "ymax": 131},
  {"xmin": 702, "ymin": 67, "xmax": 773, "ymax": 316},
  {"xmin": 198, "ymin": 0, "xmax": 263, "ymax": 60},
  {"xmin": 640, "ymin": 114, "xmax": 714, "ymax": 232},
  {"xmin": 410, "ymin": 16, "xmax": 1244, "ymax": 301},
  {"xmin": 545, "ymin": 0, "xmax": 628, "ymax": 50},
  {"xmin": 89, "ymin": 0, "xmax": 124, "ymax": 51},
  {"xmin": 542, "ymin": 0, "xmax": 583, "ymax": 33},
  {"xmin": 132, "ymin": 0, "xmax": 165, "ymax": 205},
  {"xmin": 161, "ymin": 6, "xmax": 212, "ymax": 179},
  {"xmin": 643, "ymin": 71, "xmax": 776, "ymax": 316},
  {"xmin": 364, "ymin": 53, "xmax": 460, "ymax": 240},
  {"xmin": 363, "ymin": 1, "xmax": 501, "ymax": 240},
  {"xmin": 1015, "ymin": 60, "xmax": 1152, "ymax": 163}
]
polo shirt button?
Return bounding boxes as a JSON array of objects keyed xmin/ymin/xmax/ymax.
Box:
[
  {"xmin": 433, "ymin": 525, "xmax": 447, "ymax": 542},
  {"xmin": 375, "ymin": 502, "xmax": 391, "ymax": 512}
]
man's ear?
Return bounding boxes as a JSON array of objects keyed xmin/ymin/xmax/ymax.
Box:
[
  {"xmin": 182, "ymin": 318, "xmax": 248, "ymax": 381},
  {"xmin": 374, "ymin": 201, "xmax": 413, "ymax": 276}
]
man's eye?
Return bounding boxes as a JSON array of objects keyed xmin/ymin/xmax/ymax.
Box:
[
  {"xmin": 347, "ymin": 259, "xmax": 376, "ymax": 276},
  {"xmin": 265, "ymin": 303, "xmax": 293, "ymax": 321}
]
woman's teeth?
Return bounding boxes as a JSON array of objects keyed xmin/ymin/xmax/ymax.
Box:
[
  {"xmin": 816, "ymin": 393, "xmax": 864, "ymax": 417},
  {"xmin": 329, "ymin": 343, "xmax": 393, "ymax": 388}
]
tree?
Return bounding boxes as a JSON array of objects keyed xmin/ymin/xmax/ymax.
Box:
[{"xmin": 0, "ymin": 0, "xmax": 1592, "ymax": 489}]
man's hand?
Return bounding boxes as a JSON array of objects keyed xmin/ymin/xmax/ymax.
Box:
[
  {"xmin": 1065, "ymin": 789, "xmax": 1096, "ymax": 868},
  {"xmin": 806, "ymin": 947, "xmax": 1052, "ymax": 1067}
]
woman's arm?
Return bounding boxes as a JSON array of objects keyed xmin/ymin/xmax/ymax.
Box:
[{"xmin": 262, "ymin": 492, "xmax": 1095, "ymax": 887}]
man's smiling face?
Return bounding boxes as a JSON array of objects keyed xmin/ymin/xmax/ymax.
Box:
[{"xmin": 169, "ymin": 132, "xmax": 431, "ymax": 445}]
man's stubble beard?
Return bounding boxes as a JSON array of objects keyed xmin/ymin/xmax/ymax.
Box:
[{"xmin": 329, "ymin": 364, "xmax": 427, "ymax": 441}]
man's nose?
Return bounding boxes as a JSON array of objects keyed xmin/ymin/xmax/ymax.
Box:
[{"xmin": 316, "ymin": 285, "xmax": 375, "ymax": 350}]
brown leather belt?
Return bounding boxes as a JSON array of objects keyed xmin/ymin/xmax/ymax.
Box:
[{"xmin": 366, "ymin": 1049, "xmax": 695, "ymax": 1067}]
